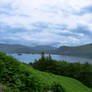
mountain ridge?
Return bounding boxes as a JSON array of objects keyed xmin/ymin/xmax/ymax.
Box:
[
  {"xmin": 55, "ymin": 43, "xmax": 92, "ymax": 58},
  {"xmin": 0, "ymin": 43, "xmax": 56, "ymax": 53},
  {"xmin": 0, "ymin": 43, "xmax": 92, "ymax": 58}
]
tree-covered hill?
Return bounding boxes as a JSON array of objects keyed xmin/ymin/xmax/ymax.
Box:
[
  {"xmin": 55, "ymin": 43, "xmax": 92, "ymax": 58},
  {"xmin": 0, "ymin": 52, "xmax": 92, "ymax": 92}
]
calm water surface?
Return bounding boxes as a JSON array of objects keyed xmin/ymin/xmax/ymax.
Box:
[{"xmin": 8, "ymin": 54, "xmax": 92, "ymax": 64}]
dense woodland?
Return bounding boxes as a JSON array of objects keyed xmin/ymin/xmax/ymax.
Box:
[{"xmin": 30, "ymin": 52, "xmax": 92, "ymax": 88}]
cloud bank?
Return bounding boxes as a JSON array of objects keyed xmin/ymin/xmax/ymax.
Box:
[{"xmin": 0, "ymin": 0, "xmax": 92, "ymax": 46}]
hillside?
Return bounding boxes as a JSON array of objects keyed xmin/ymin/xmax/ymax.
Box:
[
  {"xmin": 0, "ymin": 44, "xmax": 55, "ymax": 53},
  {"xmin": 32, "ymin": 45, "xmax": 56, "ymax": 52},
  {"xmin": 55, "ymin": 44, "xmax": 92, "ymax": 58},
  {"xmin": 0, "ymin": 44, "xmax": 33, "ymax": 53},
  {"xmin": 0, "ymin": 52, "xmax": 92, "ymax": 92},
  {"xmin": 0, "ymin": 43, "xmax": 92, "ymax": 58}
]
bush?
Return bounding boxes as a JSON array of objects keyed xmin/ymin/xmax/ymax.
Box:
[{"xmin": 52, "ymin": 83, "xmax": 65, "ymax": 92}]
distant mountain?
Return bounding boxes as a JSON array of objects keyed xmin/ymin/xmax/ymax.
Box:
[
  {"xmin": 0, "ymin": 44, "xmax": 33, "ymax": 53},
  {"xmin": 0, "ymin": 43, "xmax": 92, "ymax": 58},
  {"xmin": 0, "ymin": 44, "xmax": 56, "ymax": 53},
  {"xmin": 32, "ymin": 45, "xmax": 56, "ymax": 52},
  {"xmin": 54, "ymin": 44, "xmax": 92, "ymax": 58}
]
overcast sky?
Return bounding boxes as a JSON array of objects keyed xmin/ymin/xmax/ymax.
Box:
[{"xmin": 0, "ymin": 0, "xmax": 92, "ymax": 47}]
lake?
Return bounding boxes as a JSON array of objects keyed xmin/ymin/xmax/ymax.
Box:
[{"xmin": 8, "ymin": 53, "xmax": 92, "ymax": 64}]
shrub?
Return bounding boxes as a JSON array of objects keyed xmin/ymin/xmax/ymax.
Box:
[{"xmin": 51, "ymin": 83, "xmax": 65, "ymax": 92}]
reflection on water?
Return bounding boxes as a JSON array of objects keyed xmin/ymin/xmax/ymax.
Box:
[{"xmin": 8, "ymin": 54, "xmax": 92, "ymax": 64}]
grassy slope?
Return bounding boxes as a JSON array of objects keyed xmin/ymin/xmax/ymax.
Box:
[
  {"xmin": 20, "ymin": 63, "xmax": 92, "ymax": 92},
  {"xmin": 0, "ymin": 52, "xmax": 92, "ymax": 92}
]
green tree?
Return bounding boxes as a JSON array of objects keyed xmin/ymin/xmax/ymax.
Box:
[{"xmin": 41, "ymin": 52, "xmax": 45, "ymax": 60}]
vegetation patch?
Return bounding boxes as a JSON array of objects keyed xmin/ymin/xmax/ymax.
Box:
[
  {"xmin": 31, "ymin": 52, "xmax": 92, "ymax": 88},
  {"xmin": 0, "ymin": 52, "xmax": 92, "ymax": 92}
]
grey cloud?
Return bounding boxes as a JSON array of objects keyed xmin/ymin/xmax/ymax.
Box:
[
  {"xmin": 73, "ymin": 5, "xmax": 92, "ymax": 16},
  {"xmin": 83, "ymin": 6, "xmax": 92, "ymax": 13},
  {"xmin": 70, "ymin": 25, "xmax": 92, "ymax": 37},
  {"xmin": 0, "ymin": 3, "xmax": 13, "ymax": 10}
]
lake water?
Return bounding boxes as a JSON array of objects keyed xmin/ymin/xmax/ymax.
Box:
[{"xmin": 8, "ymin": 54, "xmax": 92, "ymax": 64}]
